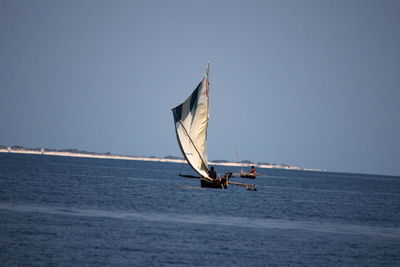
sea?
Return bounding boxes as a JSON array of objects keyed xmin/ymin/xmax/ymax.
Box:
[{"xmin": 1, "ymin": 153, "xmax": 399, "ymax": 266}]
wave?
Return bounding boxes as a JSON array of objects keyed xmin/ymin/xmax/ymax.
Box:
[{"xmin": 1, "ymin": 203, "xmax": 399, "ymax": 239}]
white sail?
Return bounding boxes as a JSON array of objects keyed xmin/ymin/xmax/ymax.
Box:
[{"xmin": 172, "ymin": 71, "xmax": 210, "ymax": 178}]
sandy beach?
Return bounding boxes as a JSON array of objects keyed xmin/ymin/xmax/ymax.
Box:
[{"xmin": 0, "ymin": 148, "xmax": 309, "ymax": 171}]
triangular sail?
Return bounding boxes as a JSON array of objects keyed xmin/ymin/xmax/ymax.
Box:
[{"xmin": 172, "ymin": 73, "xmax": 210, "ymax": 178}]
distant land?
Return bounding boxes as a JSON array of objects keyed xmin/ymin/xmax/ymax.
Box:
[{"xmin": 0, "ymin": 145, "xmax": 317, "ymax": 171}]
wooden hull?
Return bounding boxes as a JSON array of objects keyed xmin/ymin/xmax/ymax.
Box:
[
  {"xmin": 240, "ymin": 172, "xmax": 256, "ymax": 179},
  {"xmin": 200, "ymin": 178, "xmax": 228, "ymax": 189}
]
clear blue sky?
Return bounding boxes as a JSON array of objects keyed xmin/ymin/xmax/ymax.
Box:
[{"xmin": 1, "ymin": 0, "xmax": 399, "ymax": 176}]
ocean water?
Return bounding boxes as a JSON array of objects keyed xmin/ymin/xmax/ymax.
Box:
[{"xmin": 0, "ymin": 153, "xmax": 399, "ymax": 266}]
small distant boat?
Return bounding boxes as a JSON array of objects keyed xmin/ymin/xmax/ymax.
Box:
[
  {"xmin": 171, "ymin": 63, "xmax": 255, "ymax": 191},
  {"xmin": 240, "ymin": 171, "xmax": 256, "ymax": 179}
]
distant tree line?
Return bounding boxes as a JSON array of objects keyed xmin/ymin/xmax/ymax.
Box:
[
  {"xmin": 211, "ymin": 159, "xmax": 231, "ymax": 163},
  {"xmin": 1, "ymin": 145, "xmax": 111, "ymax": 156},
  {"xmin": 164, "ymin": 155, "xmax": 184, "ymax": 160},
  {"xmin": 1, "ymin": 145, "xmax": 296, "ymax": 168}
]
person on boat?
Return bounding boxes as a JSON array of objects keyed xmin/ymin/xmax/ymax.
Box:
[
  {"xmin": 250, "ymin": 166, "xmax": 256, "ymax": 174},
  {"xmin": 208, "ymin": 166, "xmax": 217, "ymax": 180}
]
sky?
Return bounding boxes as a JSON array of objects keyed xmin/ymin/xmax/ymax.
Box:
[{"xmin": 1, "ymin": 0, "xmax": 399, "ymax": 176}]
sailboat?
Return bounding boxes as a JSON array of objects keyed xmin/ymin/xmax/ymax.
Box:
[{"xmin": 171, "ymin": 63, "xmax": 256, "ymax": 190}]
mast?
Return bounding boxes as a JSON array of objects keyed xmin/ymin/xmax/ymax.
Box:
[{"xmin": 206, "ymin": 61, "xmax": 210, "ymax": 99}]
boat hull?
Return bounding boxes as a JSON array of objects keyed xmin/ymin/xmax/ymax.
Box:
[
  {"xmin": 240, "ymin": 172, "xmax": 256, "ymax": 179},
  {"xmin": 200, "ymin": 178, "xmax": 228, "ymax": 189}
]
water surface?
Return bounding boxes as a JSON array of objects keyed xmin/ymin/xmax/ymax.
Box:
[{"xmin": 1, "ymin": 153, "xmax": 399, "ymax": 266}]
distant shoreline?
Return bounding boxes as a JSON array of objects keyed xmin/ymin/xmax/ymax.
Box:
[{"xmin": 0, "ymin": 148, "xmax": 317, "ymax": 171}]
